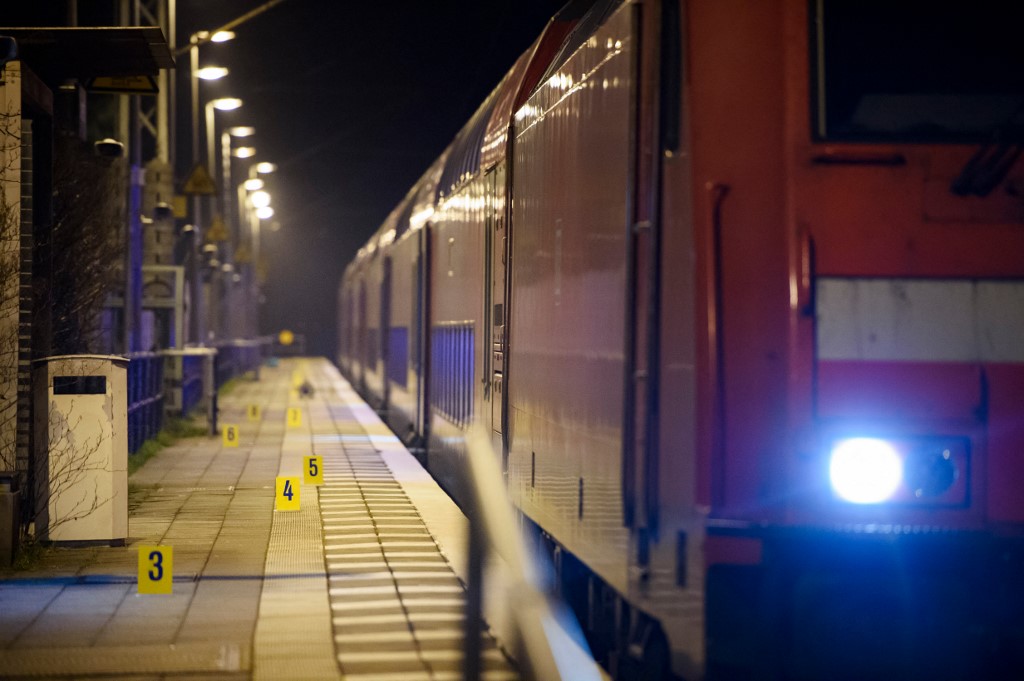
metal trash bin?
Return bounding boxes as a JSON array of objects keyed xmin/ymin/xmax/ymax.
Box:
[
  {"xmin": 33, "ymin": 355, "xmax": 129, "ymax": 545},
  {"xmin": 0, "ymin": 475, "xmax": 19, "ymax": 565}
]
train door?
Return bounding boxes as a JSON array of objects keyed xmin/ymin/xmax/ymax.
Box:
[
  {"xmin": 412, "ymin": 230, "xmax": 427, "ymax": 449},
  {"xmin": 358, "ymin": 280, "xmax": 367, "ymax": 391},
  {"xmin": 484, "ymin": 164, "xmax": 508, "ymax": 469},
  {"xmin": 380, "ymin": 256, "xmax": 392, "ymax": 413}
]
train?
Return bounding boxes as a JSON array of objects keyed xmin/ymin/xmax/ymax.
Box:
[{"xmin": 338, "ymin": 1, "xmax": 1024, "ymax": 679}]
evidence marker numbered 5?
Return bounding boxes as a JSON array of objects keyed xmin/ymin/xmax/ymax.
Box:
[{"xmin": 304, "ymin": 455, "xmax": 324, "ymax": 485}]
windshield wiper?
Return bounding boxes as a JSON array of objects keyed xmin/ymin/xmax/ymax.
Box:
[{"xmin": 950, "ymin": 102, "xmax": 1024, "ymax": 197}]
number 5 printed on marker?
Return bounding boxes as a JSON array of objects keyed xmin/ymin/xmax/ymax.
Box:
[{"xmin": 304, "ymin": 455, "xmax": 323, "ymax": 485}]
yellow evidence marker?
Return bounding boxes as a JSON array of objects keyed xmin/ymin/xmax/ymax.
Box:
[
  {"xmin": 304, "ymin": 455, "xmax": 324, "ymax": 485},
  {"xmin": 276, "ymin": 476, "xmax": 301, "ymax": 511},
  {"xmin": 286, "ymin": 407, "xmax": 302, "ymax": 428},
  {"xmin": 138, "ymin": 545, "xmax": 173, "ymax": 594},
  {"xmin": 222, "ymin": 424, "xmax": 240, "ymax": 447},
  {"xmin": 247, "ymin": 404, "xmax": 261, "ymax": 421}
]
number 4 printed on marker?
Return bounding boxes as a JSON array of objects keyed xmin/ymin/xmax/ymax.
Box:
[{"xmin": 276, "ymin": 476, "xmax": 300, "ymax": 511}]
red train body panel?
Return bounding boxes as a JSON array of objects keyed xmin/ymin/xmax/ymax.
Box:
[{"xmin": 339, "ymin": 1, "xmax": 1024, "ymax": 678}]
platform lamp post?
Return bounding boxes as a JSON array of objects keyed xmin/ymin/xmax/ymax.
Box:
[
  {"xmin": 249, "ymin": 162, "xmax": 276, "ymax": 339},
  {"xmin": 242, "ymin": 177, "xmax": 274, "ymax": 340},
  {"xmin": 185, "ymin": 37, "xmax": 231, "ymax": 345},
  {"xmin": 201, "ymin": 98, "xmax": 242, "ymax": 340},
  {"xmin": 188, "ymin": 30, "xmax": 234, "ymax": 167},
  {"xmin": 222, "ymin": 132, "xmax": 255, "ymax": 338}
]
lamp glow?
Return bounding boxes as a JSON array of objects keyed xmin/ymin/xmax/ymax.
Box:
[
  {"xmin": 256, "ymin": 206, "xmax": 274, "ymax": 220},
  {"xmin": 244, "ymin": 178, "xmax": 264, "ymax": 191},
  {"xmin": 229, "ymin": 126, "xmax": 255, "ymax": 137},
  {"xmin": 210, "ymin": 30, "xmax": 235, "ymax": 42},
  {"xmin": 211, "ymin": 97, "xmax": 243, "ymax": 111},
  {"xmin": 196, "ymin": 66, "xmax": 228, "ymax": 80},
  {"xmin": 256, "ymin": 162, "xmax": 277, "ymax": 174},
  {"xmin": 251, "ymin": 191, "xmax": 271, "ymax": 208},
  {"xmin": 829, "ymin": 438, "xmax": 903, "ymax": 504},
  {"xmin": 232, "ymin": 147, "xmax": 256, "ymax": 159}
]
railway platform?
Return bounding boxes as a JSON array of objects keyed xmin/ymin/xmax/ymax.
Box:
[{"xmin": 0, "ymin": 358, "xmax": 562, "ymax": 680}]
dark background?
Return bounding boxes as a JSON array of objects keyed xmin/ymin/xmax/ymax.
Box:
[
  {"xmin": 6, "ymin": 0, "xmax": 566, "ymax": 357},
  {"xmin": 176, "ymin": 0, "xmax": 566, "ymax": 357}
]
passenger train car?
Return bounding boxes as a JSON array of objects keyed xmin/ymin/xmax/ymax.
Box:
[{"xmin": 339, "ymin": 1, "xmax": 1024, "ymax": 678}]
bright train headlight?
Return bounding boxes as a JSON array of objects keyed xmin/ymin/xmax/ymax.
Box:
[{"xmin": 828, "ymin": 438, "xmax": 903, "ymax": 504}]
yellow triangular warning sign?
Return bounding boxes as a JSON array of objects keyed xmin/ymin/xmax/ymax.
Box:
[
  {"xmin": 206, "ymin": 214, "xmax": 230, "ymax": 242},
  {"xmin": 234, "ymin": 244, "xmax": 252, "ymax": 264},
  {"xmin": 183, "ymin": 164, "xmax": 217, "ymax": 195}
]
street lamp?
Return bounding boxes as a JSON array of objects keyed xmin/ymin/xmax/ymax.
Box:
[
  {"xmin": 189, "ymin": 30, "xmax": 235, "ymax": 166},
  {"xmin": 256, "ymin": 162, "xmax": 277, "ymax": 174},
  {"xmin": 232, "ymin": 147, "xmax": 256, "ymax": 158},
  {"xmin": 205, "ymin": 97, "xmax": 243, "ymax": 175},
  {"xmin": 196, "ymin": 66, "xmax": 229, "ymax": 80},
  {"xmin": 256, "ymin": 206, "xmax": 275, "ymax": 220},
  {"xmin": 250, "ymin": 190, "xmax": 271, "ymax": 209}
]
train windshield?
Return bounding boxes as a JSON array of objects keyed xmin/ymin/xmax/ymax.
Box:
[{"xmin": 814, "ymin": 0, "xmax": 1024, "ymax": 142}]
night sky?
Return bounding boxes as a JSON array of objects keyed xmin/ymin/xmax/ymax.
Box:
[{"xmin": 176, "ymin": 0, "xmax": 567, "ymax": 357}]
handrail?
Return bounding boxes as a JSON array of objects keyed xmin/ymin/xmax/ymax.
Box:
[{"xmin": 460, "ymin": 426, "xmax": 604, "ymax": 681}]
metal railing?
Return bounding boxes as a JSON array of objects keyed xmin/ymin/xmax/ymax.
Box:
[
  {"xmin": 460, "ymin": 426, "xmax": 604, "ymax": 681},
  {"xmin": 126, "ymin": 338, "xmax": 271, "ymax": 454},
  {"xmin": 126, "ymin": 352, "xmax": 165, "ymax": 454},
  {"xmin": 214, "ymin": 339, "xmax": 265, "ymax": 389}
]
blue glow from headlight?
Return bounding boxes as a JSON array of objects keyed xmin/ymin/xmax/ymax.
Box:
[{"xmin": 829, "ymin": 438, "xmax": 903, "ymax": 504}]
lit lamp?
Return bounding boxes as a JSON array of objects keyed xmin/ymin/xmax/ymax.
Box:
[
  {"xmin": 188, "ymin": 29, "xmax": 235, "ymax": 166},
  {"xmin": 196, "ymin": 65, "xmax": 228, "ymax": 81},
  {"xmin": 205, "ymin": 97, "xmax": 243, "ymax": 175}
]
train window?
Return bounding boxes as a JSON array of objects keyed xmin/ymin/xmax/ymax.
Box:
[{"xmin": 813, "ymin": 0, "xmax": 1024, "ymax": 142}]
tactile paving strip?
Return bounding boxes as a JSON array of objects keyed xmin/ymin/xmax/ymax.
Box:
[
  {"xmin": 312, "ymin": 377, "xmax": 519, "ymax": 681},
  {"xmin": 0, "ymin": 641, "xmax": 249, "ymax": 676}
]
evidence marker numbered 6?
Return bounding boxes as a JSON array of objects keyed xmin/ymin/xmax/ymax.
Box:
[
  {"xmin": 222, "ymin": 424, "xmax": 240, "ymax": 448},
  {"xmin": 138, "ymin": 545, "xmax": 173, "ymax": 594}
]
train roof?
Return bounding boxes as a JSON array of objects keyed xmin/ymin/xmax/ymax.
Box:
[
  {"xmin": 532, "ymin": 0, "xmax": 622, "ymax": 96},
  {"xmin": 353, "ymin": 0, "xmax": 598, "ymax": 261},
  {"xmin": 481, "ymin": 0, "xmax": 590, "ymax": 170}
]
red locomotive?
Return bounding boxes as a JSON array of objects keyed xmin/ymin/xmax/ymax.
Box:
[{"xmin": 340, "ymin": 1, "xmax": 1024, "ymax": 678}]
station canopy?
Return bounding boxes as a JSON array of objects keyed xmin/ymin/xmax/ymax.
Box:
[{"xmin": 0, "ymin": 27, "xmax": 174, "ymax": 82}]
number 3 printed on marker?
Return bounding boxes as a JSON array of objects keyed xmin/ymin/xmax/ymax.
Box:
[
  {"xmin": 138, "ymin": 545, "xmax": 173, "ymax": 594},
  {"xmin": 149, "ymin": 550, "xmax": 163, "ymax": 581}
]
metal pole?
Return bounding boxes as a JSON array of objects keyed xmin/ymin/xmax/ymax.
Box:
[
  {"xmin": 464, "ymin": 510, "xmax": 483, "ymax": 681},
  {"xmin": 222, "ymin": 132, "xmax": 233, "ymax": 243},
  {"xmin": 167, "ymin": 0, "xmax": 175, "ymax": 168},
  {"xmin": 205, "ymin": 102, "xmax": 215, "ymax": 176},
  {"xmin": 188, "ymin": 36, "xmax": 204, "ymax": 345},
  {"xmin": 190, "ymin": 40, "xmax": 199, "ymax": 166}
]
